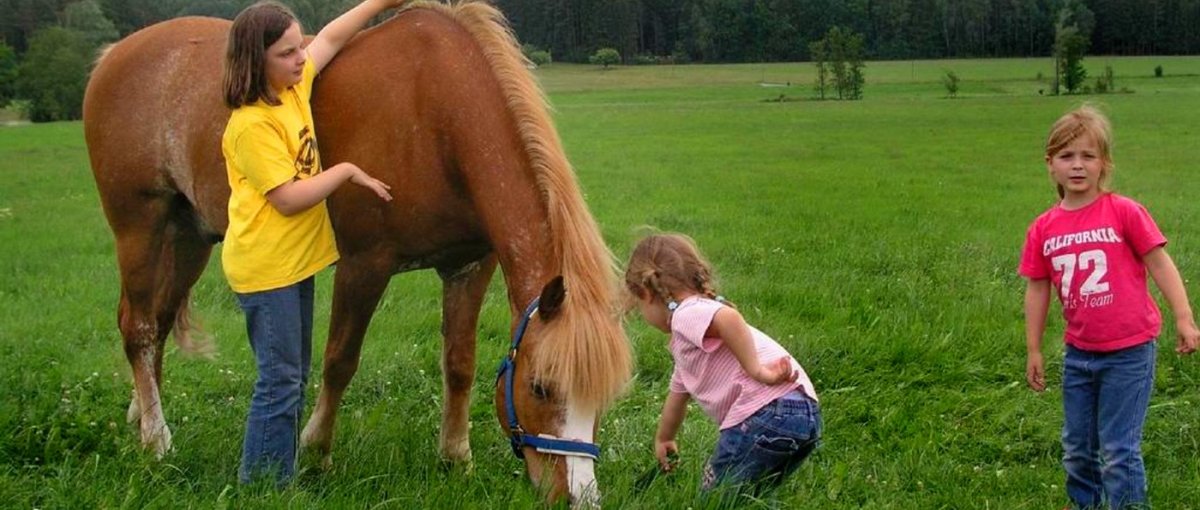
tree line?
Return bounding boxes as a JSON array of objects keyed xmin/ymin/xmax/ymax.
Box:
[
  {"xmin": 4, "ymin": 0, "xmax": 1200, "ymax": 60},
  {"xmin": 498, "ymin": 0, "xmax": 1200, "ymax": 63},
  {"xmin": 0, "ymin": 0, "xmax": 370, "ymax": 120},
  {"xmin": 2, "ymin": 0, "xmax": 1198, "ymax": 120}
]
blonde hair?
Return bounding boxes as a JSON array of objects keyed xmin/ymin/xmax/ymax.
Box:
[
  {"xmin": 1045, "ymin": 104, "xmax": 1114, "ymax": 198},
  {"xmin": 223, "ymin": 1, "xmax": 298, "ymax": 108},
  {"xmin": 624, "ymin": 232, "xmax": 730, "ymax": 308}
]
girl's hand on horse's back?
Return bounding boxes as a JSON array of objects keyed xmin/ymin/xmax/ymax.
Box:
[{"xmin": 349, "ymin": 165, "xmax": 393, "ymax": 201}]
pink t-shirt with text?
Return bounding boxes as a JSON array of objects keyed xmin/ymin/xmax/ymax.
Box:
[
  {"xmin": 1018, "ymin": 193, "xmax": 1166, "ymax": 352},
  {"xmin": 668, "ymin": 296, "xmax": 818, "ymax": 430}
]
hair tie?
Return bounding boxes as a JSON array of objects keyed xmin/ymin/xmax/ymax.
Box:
[
  {"xmin": 667, "ymin": 300, "xmax": 679, "ymax": 312},
  {"xmin": 715, "ymin": 295, "xmax": 727, "ymax": 304}
]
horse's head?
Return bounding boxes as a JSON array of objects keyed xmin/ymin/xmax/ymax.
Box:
[{"xmin": 494, "ymin": 276, "xmax": 627, "ymax": 506}]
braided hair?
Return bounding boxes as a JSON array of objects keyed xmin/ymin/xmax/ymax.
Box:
[{"xmin": 624, "ymin": 233, "xmax": 733, "ymax": 310}]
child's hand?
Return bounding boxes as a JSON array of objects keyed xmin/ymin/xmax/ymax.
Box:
[
  {"xmin": 1176, "ymin": 318, "xmax": 1200, "ymax": 355},
  {"xmin": 1026, "ymin": 352, "xmax": 1046, "ymax": 392},
  {"xmin": 349, "ymin": 166, "xmax": 393, "ymax": 202},
  {"xmin": 654, "ymin": 440, "xmax": 679, "ymax": 471},
  {"xmin": 757, "ymin": 356, "xmax": 799, "ymax": 385}
]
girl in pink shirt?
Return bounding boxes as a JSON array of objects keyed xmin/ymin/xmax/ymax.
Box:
[
  {"xmin": 624, "ymin": 233, "xmax": 820, "ymax": 498},
  {"xmin": 1019, "ymin": 105, "xmax": 1199, "ymax": 509}
]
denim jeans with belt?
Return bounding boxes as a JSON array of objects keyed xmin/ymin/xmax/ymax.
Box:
[
  {"xmin": 702, "ymin": 390, "xmax": 821, "ymax": 496},
  {"xmin": 236, "ymin": 277, "xmax": 314, "ymax": 486},
  {"xmin": 1062, "ymin": 340, "xmax": 1156, "ymax": 510}
]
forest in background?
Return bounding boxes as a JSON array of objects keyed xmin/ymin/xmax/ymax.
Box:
[{"xmin": 1, "ymin": 0, "xmax": 1197, "ymax": 120}]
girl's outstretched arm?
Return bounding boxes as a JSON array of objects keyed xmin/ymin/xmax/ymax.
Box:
[
  {"xmin": 1024, "ymin": 278, "xmax": 1051, "ymax": 391},
  {"xmin": 265, "ymin": 162, "xmax": 392, "ymax": 216},
  {"xmin": 654, "ymin": 392, "xmax": 689, "ymax": 471},
  {"xmin": 1144, "ymin": 247, "xmax": 1200, "ymax": 354},
  {"xmin": 307, "ymin": 0, "xmax": 409, "ymax": 73},
  {"xmin": 711, "ymin": 307, "xmax": 797, "ymax": 385}
]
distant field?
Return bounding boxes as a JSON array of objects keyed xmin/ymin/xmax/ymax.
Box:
[
  {"xmin": 2, "ymin": 56, "xmax": 1199, "ymax": 508},
  {"xmin": 536, "ymin": 55, "xmax": 1200, "ymax": 93}
]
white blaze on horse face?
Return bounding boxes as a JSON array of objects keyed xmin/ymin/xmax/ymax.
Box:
[{"xmin": 563, "ymin": 401, "xmax": 600, "ymax": 507}]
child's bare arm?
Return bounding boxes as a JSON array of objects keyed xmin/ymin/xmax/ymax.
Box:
[
  {"xmin": 654, "ymin": 392, "xmax": 689, "ymax": 470},
  {"xmin": 1144, "ymin": 247, "xmax": 1200, "ymax": 354},
  {"xmin": 1025, "ymin": 278, "xmax": 1051, "ymax": 391},
  {"xmin": 265, "ymin": 162, "xmax": 392, "ymax": 216},
  {"xmin": 711, "ymin": 308, "xmax": 797, "ymax": 385},
  {"xmin": 307, "ymin": 0, "xmax": 409, "ymax": 73}
]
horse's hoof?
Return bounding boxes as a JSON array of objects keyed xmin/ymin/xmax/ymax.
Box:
[
  {"xmin": 299, "ymin": 444, "xmax": 333, "ymax": 472},
  {"xmin": 440, "ymin": 456, "xmax": 475, "ymax": 475},
  {"xmin": 439, "ymin": 438, "xmax": 473, "ymax": 465},
  {"xmin": 299, "ymin": 421, "xmax": 330, "ymax": 452},
  {"xmin": 145, "ymin": 423, "xmax": 172, "ymax": 459}
]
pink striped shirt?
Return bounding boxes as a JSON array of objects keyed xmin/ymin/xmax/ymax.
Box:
[{"xmin": 668, "ymin": 296, "xmax": 818, "ymax": 430}]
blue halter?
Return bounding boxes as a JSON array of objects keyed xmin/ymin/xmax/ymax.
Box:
[{"xmin": 495, "ymin": 297, "xmax": 601, "ymax": 460}]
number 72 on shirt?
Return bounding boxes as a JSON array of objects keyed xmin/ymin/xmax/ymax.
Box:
[{"xmin": 1051, "ymin": 250, "xmax": 1110, "ymax": 301}]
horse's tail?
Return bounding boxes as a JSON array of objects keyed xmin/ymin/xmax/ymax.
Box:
[{"xmin": 173, "ymin": 295, "xmax": 215, "ymax": 359}]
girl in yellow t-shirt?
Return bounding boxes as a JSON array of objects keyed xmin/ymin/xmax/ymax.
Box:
[{"xmin": 221, "ymin": 0, "xmax": 401, "ymax": 486}]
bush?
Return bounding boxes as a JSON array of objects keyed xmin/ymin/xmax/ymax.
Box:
[
  {"xmin": 15, "ymin": 27, "xmax": 93, "ymax": 122},
  {"xmin": 1094, "ymin": 65, "xmax": 1114, "ymax": 94},
  {"xmin": 942, "ymin": 70, "xmax": 960, "ymax": 98},
  {"xmin": 528, "ymin": 50, "xmax": 552, "ymax": 67},
  {"xmin": 8, "ymin": 99, "xmax": 31, "ymax": 120},
  {"xmin": 1154, "ymin": 65, "xmax": 1163, "ymax": 78},
  {"xmin": 521, "ymin": 44, "xmax": 551, "ymax": 67},
  {"xmin": 0, "ymin": 42, "xmax": 16, "ymax": 108},
  {"xmin": 632, "ymin": 54, "xmax": 657, "ymax": 66},
  {"xmin": 589, "ymin": 48, "xmax": 620, "ymax": 69}
]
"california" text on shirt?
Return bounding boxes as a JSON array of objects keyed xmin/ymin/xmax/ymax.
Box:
[{"xmin": 1042, "ymin": 227, "xmax": 1123, "ymax": 256}]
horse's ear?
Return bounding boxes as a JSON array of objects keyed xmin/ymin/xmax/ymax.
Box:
[{"xmin": 538, "ymin": 276, "xmax": 566, "ymax": 321}]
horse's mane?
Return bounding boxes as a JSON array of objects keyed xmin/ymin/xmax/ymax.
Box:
[
  {"xmin": 94, "ymin": 43, "xmax": 116, "ymax": 67},
  {"xmin": 412, "ymin": 1, "xmax": 632, "ymax": 409}
]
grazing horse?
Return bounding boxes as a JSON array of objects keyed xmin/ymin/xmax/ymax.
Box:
[{"xmin": 82, "ymin": 1, "xmax": 631, "ymax": 504}]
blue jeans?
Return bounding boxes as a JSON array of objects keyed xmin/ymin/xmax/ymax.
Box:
[
  {"xmin": 702, "ymin": 390, "xmax": 821, "ymax": 496},
  {"xmin": 1062, "ymin": 341, "xmax": 1156, "ymax": 509},
  {"xmin": 236, "ymin": 277, "xmax": 314, "ymax": 486}
]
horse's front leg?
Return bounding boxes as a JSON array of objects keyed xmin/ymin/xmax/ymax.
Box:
[
  {"xmin": 300, "ymin": 253, "xmax": 392, "ymax": 469},
  {"xmin": 436, "ymin": 255, "xmax": 497, "ymax": 465}
]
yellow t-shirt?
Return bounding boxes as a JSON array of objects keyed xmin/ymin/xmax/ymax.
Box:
[{"xmin": 221, "ymin": 58, "xmax": 339, "ymax": 293}]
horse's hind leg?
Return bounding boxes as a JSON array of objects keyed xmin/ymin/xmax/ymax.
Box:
[
  {"xmin": 437, "ymin": 255, "xmax": 497, "ymax": 465},
  {"xmin": 301, "ymin": 252, "xmax": 392, "ymax": 468},
  {"xmin": 113, "ymin": 195, "xmax": 212, "ymax": 457}
]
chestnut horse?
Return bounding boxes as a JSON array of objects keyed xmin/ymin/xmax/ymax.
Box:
[{"xmin": 82, "ymin": 1, "xmax": 630, "ymax": 504}]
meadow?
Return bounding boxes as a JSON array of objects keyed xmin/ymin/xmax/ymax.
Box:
[{"xmin": 2, "ymin": 56, "xmax": 1199, "ymax": 509}]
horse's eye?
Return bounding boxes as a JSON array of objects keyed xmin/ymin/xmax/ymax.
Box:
[{"xmin": 531, "ymin": 381, "xmax": 552, "ymax": 400}]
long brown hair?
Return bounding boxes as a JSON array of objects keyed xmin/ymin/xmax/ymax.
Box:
[
  {"xmin": 223, "ymin": 1, "xmax": 298, "ymax": 108},
  {"xmin": 624, "ymin": 232, "xmax": 729, "ymax": 308},
  {"xmin": 1045, "ymin": 104, "xmax": 1114, "ymax": 198}
]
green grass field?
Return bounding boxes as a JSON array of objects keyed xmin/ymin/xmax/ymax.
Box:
[{"xmin": 2, "ymin": 56, "xmax": 1200, "ymax": 509}]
